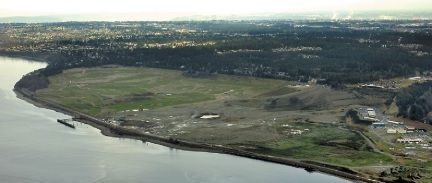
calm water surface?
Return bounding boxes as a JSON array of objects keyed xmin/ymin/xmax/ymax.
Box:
[{"xmin": 0, "ymin": 57, "xmax": 351, "ymax": 183}]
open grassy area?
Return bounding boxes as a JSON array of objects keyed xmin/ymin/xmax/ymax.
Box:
[
  {"xmin": 264, "ymin": 123, "xmax": 395, "ymax": 167},
  {"xmin": 36, "ymin": 66, "xmax": 291, "ymax": 116},
  {"xmin": 35, "ymin": 66, "xmax": 400, "ymax": 177},
  {"xmin": 386, "ymin": 99, "xmax": 399, "ymax": 116},
  {"xmin": 398, "ymin": 78, "xmax": 419, "ymax": 88}
]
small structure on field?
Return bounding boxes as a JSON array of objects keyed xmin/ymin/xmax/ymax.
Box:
[{"xmin": 199, "ymin": 113, "xmax": 221, "ymax": 119}]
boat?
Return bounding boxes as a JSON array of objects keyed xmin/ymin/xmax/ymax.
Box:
[{"xmin": 57, "ymin": 119, "xmax": 75, "ymax": 129}]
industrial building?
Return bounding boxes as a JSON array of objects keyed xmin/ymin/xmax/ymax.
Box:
[
  {"xmin": 372, "ymin": 122, "xmax": 385, "ymax": 128},
  {"xmin": 397, "ymin": 138, "xmax": 424, "ymax": 144},
  {"xmin": 387, "ymin": 128, "xmax": 407, "ymax": 134},
  {"xmin": 367, "ymin": 108, "xmax": 376, "ymax": 118}
]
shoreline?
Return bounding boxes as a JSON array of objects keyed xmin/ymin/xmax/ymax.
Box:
[{"xmin": 13, "ymin": 65, "xmax": 385, "ymax": 183}]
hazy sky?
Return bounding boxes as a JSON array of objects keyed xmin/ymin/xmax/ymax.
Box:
[{"xmin": 0, "ymin": 0, "xmax": 431, "ymax": 20}]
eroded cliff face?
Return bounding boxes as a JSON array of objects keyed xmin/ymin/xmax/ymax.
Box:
[{"xmin": 14, "ymin": 69, "xmax": 49, "ymax": 92}]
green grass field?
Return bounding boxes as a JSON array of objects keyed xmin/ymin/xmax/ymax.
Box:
[
  {"xmin": 265, "ymin": 123, "xmax": 395, "ymax": 167},
  {"xmin": 36, "ymin": 66, "xmax": 291, "ymax": 116}
]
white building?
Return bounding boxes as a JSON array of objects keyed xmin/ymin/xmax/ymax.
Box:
[
  {"xmin": 387, "ymin": 128, "xmax": 407, "ymax": 134},
  {"xmin": 397, "ymin": 138, "xmax": 423, "ymax": 144},
  {"xmin": 367, "ymin": 108, "xmax": 376, "ymax": 118}
]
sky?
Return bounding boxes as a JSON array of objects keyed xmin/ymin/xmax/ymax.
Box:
[{"xmin": 0, "ymin": 0, "xmax": 431, "ymax": 20}]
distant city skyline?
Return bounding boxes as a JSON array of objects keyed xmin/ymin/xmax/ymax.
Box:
[{"xmin": 0, "ymin": 0, "xmax": 431, "ymax": 21}]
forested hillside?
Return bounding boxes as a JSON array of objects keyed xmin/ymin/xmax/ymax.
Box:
[{"xmin": 396, "ymin": 81, "xmax": 432, "ymax": 123}]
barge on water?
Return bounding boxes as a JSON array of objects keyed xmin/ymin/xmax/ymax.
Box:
[{"xmin": 57, "ymin": 119, "xmax": 75, "ymax": 129}]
